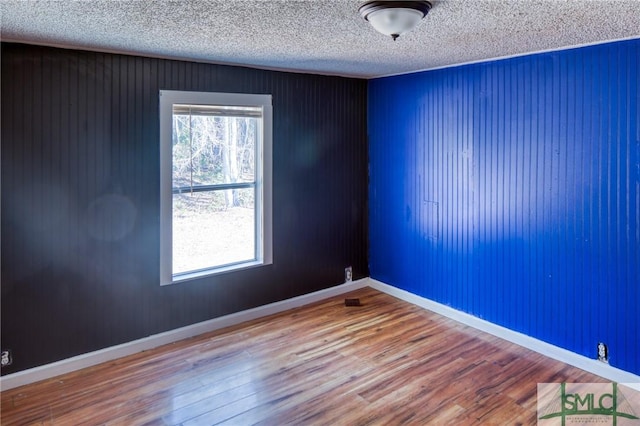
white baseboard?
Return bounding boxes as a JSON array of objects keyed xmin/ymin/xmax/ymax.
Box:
[
  {"xmin": 368, "ymin": 278, "xmax": 640, "ymax": 386},
  {"xmin": 0, "ymin": 278, "xmax": 369, "ymax": 391},
  {"xmin": 4, "ymin": 277, "xmax": 637, "ymax": 392}
]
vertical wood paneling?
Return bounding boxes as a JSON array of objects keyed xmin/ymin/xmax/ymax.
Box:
[
  {"xmin": 1, "ymin": 42, "xmax": 368, "ymax": 374},
  {"xmin": 369, "ymin": 39, "xmax": 640, "ymax": 376}
]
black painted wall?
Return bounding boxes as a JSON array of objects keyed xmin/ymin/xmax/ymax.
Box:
[{"xmin": 1, "ymin": 43, "xmax": 368, "ymax": 374}]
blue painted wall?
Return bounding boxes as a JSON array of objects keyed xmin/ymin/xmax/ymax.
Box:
[{"xmin": 369, "ymin": 39, "xmax": 639, "ymax": 375}]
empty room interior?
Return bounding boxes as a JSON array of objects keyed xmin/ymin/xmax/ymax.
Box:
[{"xmin": 1, "ymin": 1, "xmax": 639, "ymax": 424}]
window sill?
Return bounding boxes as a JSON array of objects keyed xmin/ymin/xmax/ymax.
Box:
[{"xmin": 161, "ymin": 259, "xmax": 271, "ymax": 286}]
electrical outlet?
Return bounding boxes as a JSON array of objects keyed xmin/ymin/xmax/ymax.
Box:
[
  {"xmin": 597, "ymin": 342, "xmax": 608, "ymax": 363},
  {"xmin": 1, "ymin": 350, "xmax": 12, "ymax": 367},
  {"xmin": 345, "ymin": 266, "xmax": 352, "ymax": 283}
]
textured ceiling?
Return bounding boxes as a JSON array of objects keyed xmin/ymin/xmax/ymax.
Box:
[{"xmin": 1, "ymin": 0, "xmax": 639, "ymax": 78}]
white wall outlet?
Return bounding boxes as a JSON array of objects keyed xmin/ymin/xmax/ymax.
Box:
[
  {"xmin": 597, "ymin": 342, "xmax": 608, "ymax": 363},
  {"xmin": 345, "ymin": 266, "xmax": 353, "ymax": 283},
  {"xmin": 1, "ymin": 350, "xmax": 12, "ymax": 367}
]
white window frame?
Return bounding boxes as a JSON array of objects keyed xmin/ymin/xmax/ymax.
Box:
[{"xmin": 160, "ymin": 90, "xmax": 272, "ymax": 286}]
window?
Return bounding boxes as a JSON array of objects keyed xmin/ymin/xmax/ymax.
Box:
[{"xmin": 160, "ymin": 91, "xmax": 272, "ymax": 285}]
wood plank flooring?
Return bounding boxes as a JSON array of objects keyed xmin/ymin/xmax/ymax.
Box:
[{"xmin": 0, "ymin": 287, "xmax": 616, "ymax": 425}]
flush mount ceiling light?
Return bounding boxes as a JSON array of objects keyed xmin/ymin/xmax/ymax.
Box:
[{"xmin": 359, "ymin": 1, "xmax": 432, "ymax": 41}]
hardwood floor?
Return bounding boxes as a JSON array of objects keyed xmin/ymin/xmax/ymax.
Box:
[{"xmin": 0, "ymin": 287, "xmax": 614, "ymax": 425}]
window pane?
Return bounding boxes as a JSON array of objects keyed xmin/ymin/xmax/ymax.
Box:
[
  {"xmin": 173, "ymin": 188, "xmax": 255, "ymax": 275},
  {"xmin": 160, "ymin": 90, "xmax": 271, "ymax": 285},
  {"xmin": 172, "ymin": 114, "xmax": 257, "ymax": 188}
]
